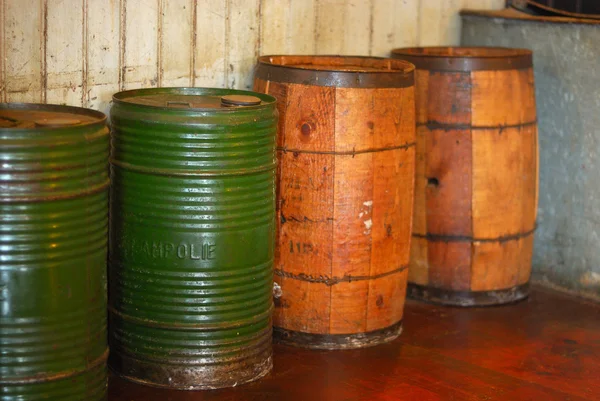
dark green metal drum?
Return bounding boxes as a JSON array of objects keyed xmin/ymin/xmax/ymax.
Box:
[
  {"xmin": 108, "ymin": 88, "xmax": 277, "ymax": 389},
  {"xmin": 0, "ymin": 104, "xmax": 109, "ymax": 400}
]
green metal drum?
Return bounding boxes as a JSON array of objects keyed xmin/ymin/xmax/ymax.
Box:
[
  {"xmin": 0, "ymin": 104, "xmax": 109, "ymax": 400},
  {"xmin": 108, "ymin": 88, "xmax": 277, "ymax": 389}
]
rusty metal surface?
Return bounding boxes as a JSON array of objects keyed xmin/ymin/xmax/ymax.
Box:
[
  {"xmin": 391, "ymin": 47, "xmax": 532, "ymax": 71},
  {"xmin": 407, "ymin": 283, "xmax": 530, "ymax": 307},
  {"xmin": 255, "ymin": 55, "xmax": 414, "ymax": 88},
  {"xmin": 0, "ymin": 103, "xmax": 109, "ymax": 400},
  {"xmin": 108, "ymin": 87, "xmax": 277, "ymax": 390},
  {"xmin": 273, "ymin": 321, "xmax": 403, "ymax": 350}
]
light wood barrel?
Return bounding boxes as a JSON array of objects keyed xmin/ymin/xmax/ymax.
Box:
[
  {"xmin": 391, "ymin": 47, "xmax": 538, "ymax": 306},
  {"xmin": 254, "ymin": 55, "xmax": 415, "ymax": 348}
]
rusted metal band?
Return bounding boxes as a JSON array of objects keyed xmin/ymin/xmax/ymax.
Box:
[
  {"xmin": 110, "ymin": 159, "xmax": 276, "ymax": 177},
  {"xmin": 277, "ymin": 141, "xmax": 415, "ymax": 156},
  {"xmin": 408, "ymin": 282, "xmax": 530, "ymax": 307},
  {"xmin": 391, "ymin": 47, "xmax": 532, "ymax": 71},
  {"xmin": 274, "ymin": 264, "xmax": 408, "ymax": 287},
  {"xmin": 0, "ymin": 178, "xmax": 110, "ymax": 203},
  {"xmin": 109, "ymin": 344, "xmax": 272, "ymax": 390},
  {"xmin": 0, "ymin": 348, "xmax": 108, "ymax": 384},
  {"xmin": 419, "ymin": 120, "xmax": 537, "ymax": 131},
  {"xmin": 108, "ymin": 305, "xmax": 273, "ymax": 330},
  {"xmin": 413, "ymin": 225, "xmax": 537, "ymax": 243},
  {"xmin": 273, "ymin": 320, "xmax": 402, "ymax": 350},
  {"xmin": 255, "ymin": 55, "xmax": 414, "ymax": 88}
]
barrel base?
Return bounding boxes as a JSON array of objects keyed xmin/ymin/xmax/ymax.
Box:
[
  {"xmin": 273, "ymin": 320, "xmax": 403, "ymax": 350},
  {"xmin": 408, "ymin": 282, "xmax": 530, "ymax": 306},
  {"xmin": 108, "ymin": 349, "xmax": 272, "ymax": 391}
]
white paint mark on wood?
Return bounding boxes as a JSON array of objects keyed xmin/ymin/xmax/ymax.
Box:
[
  {"xmin": 344, "ymin": 0, "xmax": 371, "ymax": 55},
  {"xmin": 87, "ymin": 0, "xmax": 119, "ymax": 113},
  {"xmin": 123, "ymin": 0, "xmax": 159, "ymax": 89},
  {"xmin": 194, "ymin": 0, "xmax": 227, "ymax": 88},
  {"xmin": 0, "ymin": 0, "xmax": 7, "ymax": 102},
  {"xmin": 46, "ymin": 0, "xmax": 84, "ymax": 105},
  {"xmin": 371, "ymin": 0, "xmax": 420, "ymax": 56},
  {"xmin": 4, "ymin": 0, "xmax": 43, "ymax": 102},
  {"xmin": 227, "ymin": 0, "xmax": 260, "ymax": 89},
  {"xmin": 1, "ymin": 0, "xmax": 505, "ymax": 106},
  {"xmin": 315, "ymin": 0, "xmax": 347, "ymax": 54},
  {"xmin": 161, "ymin": 0, "xmax": 193, "ymax": 87},
  {"xmin": 260, "ymin": 0, "xmax": 317, "ymax": 55},
  {"xmin": 418, "ymin": 0, "xmax": 444, "ymax": 46}
]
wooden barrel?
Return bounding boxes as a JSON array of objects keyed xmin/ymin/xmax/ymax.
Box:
[
  {"xmin": 254, "ymin": 55, "xmax": 415, "ymax": 349},
  {"xmin": 391, "ymin": 47, "xmax": 538, "ymax": 306}
]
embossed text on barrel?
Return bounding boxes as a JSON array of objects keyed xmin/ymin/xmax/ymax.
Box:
[
  {"xmin": 254, "ymin": 56, "xmax": 416, "ymax": 349},
  {"xmin": 108, "ymin": 88, "xmax": 278, "ymax": 389}
]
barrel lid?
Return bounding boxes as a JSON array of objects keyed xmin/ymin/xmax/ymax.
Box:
[
  {"xmin": 0, "ymin": 104, "xmax": 105, "ymax": 129},
  {"xmin": 255, "ymin": 55, "xmax": 414, "ymax": 88},
  {"xmin": 116, "ymin": 91, "xmax": 265, "ymax": 109}
]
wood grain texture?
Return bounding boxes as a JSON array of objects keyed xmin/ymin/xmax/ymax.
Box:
[
  {"xmin": 227, "ymin": 0, "xmax": 260, "ymax": 90},
  {"xmin": 3, "ymin": 0, "xmax": 43, "ymax": 102},
  {"xmin": 471, "ymin": 69, "xmax": 537, "ymax": 126},
  {"xmin": 46, "ymin": 0, "xmax": 83, "ymax": 105},
  {"xmin": 122, "ymin": 0, "xmax": 159, "ymax": 90},
  {"xmin": 254, "ymin": 57, "xmax": 415, "ymax": 345},
  {"xmin": 398, "ymin": 48, "xmax": 539, "ymax": 304},
  {"xmin": 0, "ymin": 0, "xmax": 506, "ymax": 107},
  {"xmin": 160, "ymin": 0, "xmax": 193, "ymax": 87},
  {"xmin": 109, "ymin": 287, "xmax": 600, "ymax": 401},
  {"xmin": 193, "ymin": 0, "xmax": 227, "ymax": 87},
  {"xmin": 371, "ymin": 0, "xmax": 419, "ymax": 56},
  {"xmin": 86, "ymin": 0, "xmax": 119, "ymax": 113}
]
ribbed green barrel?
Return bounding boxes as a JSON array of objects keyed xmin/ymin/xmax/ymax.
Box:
[
  {"xmin": 108, "ymin": 88, "xmax": 277, "ymax": 390},
  {"xmin": 0, "ymin": 104, "xmax": 109, "ymax": 401}
]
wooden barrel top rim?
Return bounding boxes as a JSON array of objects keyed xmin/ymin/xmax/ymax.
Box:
[
  {"xmin": 255, "ymin": 55, "xmax": 414, "ymax": 88},
  {"xmin": 391, "ymin": 47, "xmax": 533, "ymax": 71}
]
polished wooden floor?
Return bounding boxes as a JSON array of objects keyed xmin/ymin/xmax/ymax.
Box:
[{"xmin": 109, "ymin": 286, "xmax": 600, "ymax": 400}]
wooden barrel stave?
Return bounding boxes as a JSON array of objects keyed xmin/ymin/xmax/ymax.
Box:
[
  {"xmin": 393, "ymin": 47, "xmax": 538, "ymax": 306},
  {"xmin": 254, "ymin": 56, "xmax": 415, "ymax": 347}
]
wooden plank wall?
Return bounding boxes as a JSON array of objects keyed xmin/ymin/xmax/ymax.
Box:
[{"xmin": 0, "ymin": 0, "xmax": 504, "ymax": 112}]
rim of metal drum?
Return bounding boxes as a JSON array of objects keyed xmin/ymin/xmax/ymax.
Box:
[
  {"xmin": 0, "ymin": 103, "xmax": 109, "ymax": 203},
  {"xmin": 255, "ymin": 55, "xmax": 415, "ymax": 88},
  {"xmin": 112, "ymin": 87, "xmax": 276, "ymax": 111},
  {"xmin": 0, "ymin": 102, "xmax": 107, "ymax": 132},
  {"xmin": 110, "ymin": 87, "xmax": 278, "ymax": 178},
  {"xmin": 391, "ymin": 47, "xmax": 533, "ymax": 71}
]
